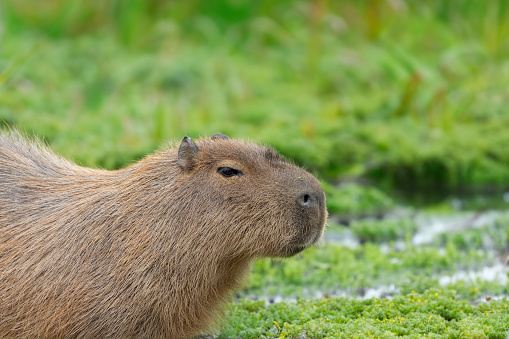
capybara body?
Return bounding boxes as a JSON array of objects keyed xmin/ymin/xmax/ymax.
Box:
[{"xmin": 0, "ymin": 132, "xmax": 327, "ymax": 339}]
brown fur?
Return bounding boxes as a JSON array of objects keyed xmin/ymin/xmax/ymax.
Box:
[{"xmin": 0, "ymin": 131, "xmax": 327, "ymax": 338}]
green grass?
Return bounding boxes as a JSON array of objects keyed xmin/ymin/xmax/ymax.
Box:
[
  {"xmin": 219, "ymin": 289, "xmax": 509, "ymax": 338},
  {"xmin": 1, "ymin": 0, "xmax": 509, "ymax": 190},
  {"xmin": 324, "ymin": 182, "xmax": 395, "ymax": 219},
  {"xmin": 350, "ymin": 218, "xmax": 416, "ymax": 243}
]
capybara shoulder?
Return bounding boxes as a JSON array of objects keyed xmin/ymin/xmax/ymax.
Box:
[{"xmin": 0, "ymin": 131, "xmax": 327, "ymax": 338}]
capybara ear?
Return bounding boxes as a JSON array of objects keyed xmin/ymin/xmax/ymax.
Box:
[
  {"xmin": 211, "ymin": 133, "xmax": 229, "ymax": 140},
  {"xmin": 178, "ymin": 136, "xmax": 199, "ymax": 171}
]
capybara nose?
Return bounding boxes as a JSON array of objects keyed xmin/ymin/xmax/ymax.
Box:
[{"xmin": 297, "ymin": 191, "xmax": 319, "ymax": 209}]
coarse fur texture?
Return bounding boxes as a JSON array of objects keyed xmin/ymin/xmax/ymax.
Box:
[{"xmin": 0, "ymin": 131, "xmax": 327, "ymax": 339}]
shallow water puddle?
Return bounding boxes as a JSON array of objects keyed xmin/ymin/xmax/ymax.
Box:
[
  {"xmin": 314, "ymin": 209, "xmax": 509, "ymax": 301},
  {"xmin": 438, "ymin": 263, "xmax": 508, "ymax": 285},
  {"xmin": 412, "ymin": 210, "xmax": 505, "ymax": 245},
  {"xmin": 251, "ymin": 263, "xmax": 508, "ymax": 305}
]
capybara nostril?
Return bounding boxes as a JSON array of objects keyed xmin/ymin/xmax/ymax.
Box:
[{"xmin": 297, "ymin": 192, "xmax": 316, "ymax": 208}]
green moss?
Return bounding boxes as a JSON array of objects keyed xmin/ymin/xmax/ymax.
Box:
[{"xmin": 219, "ymin": 289, "xmax": 509, "ymax": 338}]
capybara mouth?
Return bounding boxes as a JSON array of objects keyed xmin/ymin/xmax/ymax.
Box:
[
  {"xmin": 283, "ymin": 224, "xmax": 324, "ymax": 257},
  {"xmin": 309, "ymin": 225, "xmax": 325, "ymax": 245},
  {"xmin": 299, "ymin": 212, "xmax": 327, "ymax": 246}
]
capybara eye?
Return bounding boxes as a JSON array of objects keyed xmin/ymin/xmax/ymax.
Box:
[{"xmin": 218, "ymin": 167, "xmax": 242, "ymax": 177}]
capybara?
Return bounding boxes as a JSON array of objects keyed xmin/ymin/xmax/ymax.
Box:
[{"xmin": 0, "ymin": 131, "xmax": 327, "ymax": 338}]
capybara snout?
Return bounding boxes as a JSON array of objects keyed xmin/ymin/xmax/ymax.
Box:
[
  {"xmin": 282, "ymin": 171, "xmax": 327, "ymax": 256},
  {"xmin": 0, "ymin": 131, "xmax": 327, "ymax": 339},
  {"xmin": 183, "ymin": 135, "xmax": 327, "ymax": 257},
  {"xmin": 294, "ymin": 186, "xmax": 327, "ymax": 245}
]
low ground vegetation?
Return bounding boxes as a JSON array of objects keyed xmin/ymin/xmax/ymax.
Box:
[{"xmin": 220, "ymin": 289, "xmax": 509, "ymax": 338}]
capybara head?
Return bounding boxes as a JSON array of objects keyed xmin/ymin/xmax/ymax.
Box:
[{"xmin": 176, "ymin": 133, "xmax": 327, "ymax": 258}]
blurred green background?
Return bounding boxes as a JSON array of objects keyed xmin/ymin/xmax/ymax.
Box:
[
  {"xmin": 1, "ymin": 0, "xmax": 509, "ymax": 196},
  {"xmin": 2, "ymin": 2, "xmax": 509, "ymax": 336}
]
